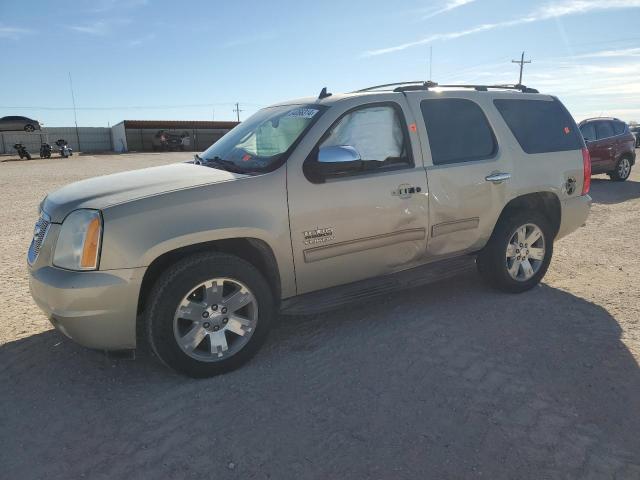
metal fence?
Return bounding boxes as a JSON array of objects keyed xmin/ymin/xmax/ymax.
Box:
[{"xmin": 0, "ymin": 127, "xmax": 112, "ymax": 154}]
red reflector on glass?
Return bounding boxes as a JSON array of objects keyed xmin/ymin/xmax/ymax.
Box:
[
  {"xmin": 409, "ymin": 123, "xmax": 417, "ymax": 132},
  {"xmin": 582, "ymin": 147, "xmax": 591, "ymax": 195}
]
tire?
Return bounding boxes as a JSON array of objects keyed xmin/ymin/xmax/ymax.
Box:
[
  {"xmin": 25, "ymin": 152, "xmax": 31, "ymax": 160},
  {"xmin": 144, "ymin": 252, "xmax": 275, "ymax": 377},
  {"xmin": 477, "ymin": 210, "xmax": 553, "ymax": 293},
  {"xmin": 609, "ymin": 156, "xmax": 632, "ymax": 181},
  {"xmin": 24, "ymin": 124, "xmax": 35, "ymax": 132}
]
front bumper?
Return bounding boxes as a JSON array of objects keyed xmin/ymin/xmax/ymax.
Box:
[
  {"xmin": 29, "ymin": 265, "xmax": 145, "ymax": 350},
  {"xmin": 556, "ymin": 194, "xmax": 592, "ymax": 240}
]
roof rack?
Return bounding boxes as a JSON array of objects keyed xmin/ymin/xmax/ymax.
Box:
[
  {"xmin": 352, "ymin": 81, "xmax": 539, "ymax": 94},
  {"xmin": 352, "ymin": 81, "xmax": 436, "ymax": 93}
]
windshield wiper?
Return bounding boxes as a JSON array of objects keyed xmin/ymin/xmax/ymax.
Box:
[{"xmin": 202, "ymin": 155, "xmax": 250, "ymax": 174}]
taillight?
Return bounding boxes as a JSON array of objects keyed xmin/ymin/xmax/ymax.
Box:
[{"xmin": 582, "ymin": 147, "xmax": 591, "ymax": 195}]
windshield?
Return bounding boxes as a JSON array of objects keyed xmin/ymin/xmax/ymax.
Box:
[{"xmin": 199, "ymin": 104, "xmax": 324, "ymax": 173}]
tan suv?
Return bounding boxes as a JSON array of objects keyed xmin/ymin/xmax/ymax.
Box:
[{"xmin": 28, "ymin": 82, "xmax": 592, "ymax": 377}]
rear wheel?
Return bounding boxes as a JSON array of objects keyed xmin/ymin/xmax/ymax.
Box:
[
  {"xmin": 477, "ymin": 211, "xmax": 553, "ymax": 293},
  {"xmin": 609, "ymin": 156, "xmax": 632, "ymax": 181},
  {"xmin": 145, "ymin": 252, "xmax": 275, "ymax": 377}
]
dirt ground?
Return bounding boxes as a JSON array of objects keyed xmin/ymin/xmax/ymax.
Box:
[{"xmin": 1, "ymin": 152, "xmax": 639, "ymax": 479}]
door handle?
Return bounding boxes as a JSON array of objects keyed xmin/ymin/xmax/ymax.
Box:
[
  {"xmin": 392, "ymin": 185, "xmax": 422, "ymax": 198},
  {"xmin": 485, "ymin": 172, "xmax": 511, "ymax": 184}
]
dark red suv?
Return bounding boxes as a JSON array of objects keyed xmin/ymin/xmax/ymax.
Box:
[{"xmin": 579, "ymin": 117, "xmax": 636, "ymax": 181}]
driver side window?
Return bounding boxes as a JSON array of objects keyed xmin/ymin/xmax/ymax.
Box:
[{"xmin": 319, "ymin": 104, "xmax": 412, "ymax": 175}]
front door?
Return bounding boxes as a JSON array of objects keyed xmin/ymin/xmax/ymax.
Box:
[{"xmin": 286, "ymin": 98, "xmax": 429, "ymax": 294}]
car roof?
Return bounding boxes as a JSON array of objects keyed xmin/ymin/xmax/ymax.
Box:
[
  {"xmin": 579, "ymin": 117, "xmax": 624, "ymax": 124},
  {"xmin": 268, "ymin": 83, "xmax": 553, "ymax": 109}
]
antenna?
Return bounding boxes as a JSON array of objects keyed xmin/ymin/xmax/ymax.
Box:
[
  {"xmin": 318, "ymin": 87, "xmax": 332, "ymax": 99},
  {"xmin": 511, "ymin": 51, "xmax": 532, "ymax": 85},
  {"xmin": 68, "ymin": 72, "xmax": 81, "ymax": 152}
]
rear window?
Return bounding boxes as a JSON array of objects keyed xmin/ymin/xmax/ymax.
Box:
[
  {"xmin": 493, "ymin": 99, "xmax": 582, "ymax": 154},
  {"xmin": 595, "ymin": 121, "xmax": 614, "ymax": 140},
  {"xmin": 580, "ymin": 123, "xmax": 596, "ymax": 142},
  {"xmin": 420, "ymin": 98, "xmax": 497, "ymax": 165},
  {"xmin": 612, "ymin": 121, "xmax": 627, "ymax": 136}
]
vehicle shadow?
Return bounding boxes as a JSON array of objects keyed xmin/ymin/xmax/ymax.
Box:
[
  {"xmin": 589, "ymin": 176, "xmax": 640, "ymax": 205},
  {"xmin": 1, "ymin": 273, "xmax": 639, "ymax": 479}
]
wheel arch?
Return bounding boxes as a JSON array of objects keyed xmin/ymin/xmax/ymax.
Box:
[
  {"xmin": 619, "ymin": 150, "xmax": 635, "ymax": 166},
  {"xmin": 137, "ymin": 237, "xmax": 281, "ymax": 318},
  {"xmin": 492, "ymin": 192, "xmax": 561, "ymax": 241}
]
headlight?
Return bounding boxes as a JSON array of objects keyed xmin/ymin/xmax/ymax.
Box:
[{"xmin": 53, "ymin": 209, "xmax": 102, "ymax": 271}]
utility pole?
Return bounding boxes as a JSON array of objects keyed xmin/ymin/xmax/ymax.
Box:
[
  {"xmin": 68, "ymin": 72, "xmax": 81, "ymax": 152},
  {"xmin": 511, "ymin": 51, "xmax": 531, "ymax": 85},
  {"xmin": 429, "ymin": 46, "xmax": 433, "ymax": 81},
  {"xmin": 233, "ymin": 102, "xmax": 243, "ymax": 122}
]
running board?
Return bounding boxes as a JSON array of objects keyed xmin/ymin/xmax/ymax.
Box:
[{"xmin": 280, "ymin": 255, "xmax": 477, "ymax": 315}]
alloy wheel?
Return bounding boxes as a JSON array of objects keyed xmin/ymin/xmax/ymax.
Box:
[
  {"xmin": 618, "ymin": 158, "xmax": 631, "ymax": 179},
  {"xmin": 173, "ymin": 277, "xmax": 258, "ymax": 361},
  {"xmin": 505, "ymin": 223, "xmax": 546, "ymax": 281}
]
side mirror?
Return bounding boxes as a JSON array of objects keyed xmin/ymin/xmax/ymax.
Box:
[
  {"xmin": 304, "ymin": 145, "xmax": 363, "ymax": 184},
  {"xmin": 316, "ymin": 145, "xmax": 362, "ymax": 177},
  {"xmin": 318, "ymin": 145, "xmax": 361, "ymax": 164}
]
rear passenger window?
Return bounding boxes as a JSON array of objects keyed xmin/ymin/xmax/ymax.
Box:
[
  {"xmin": 420, "ymin": 98, "xmax": 497, "ymax": 165},
  {"xmin": 596, "ymin": 121, "xmax": 614, "ymax": 140},
  {"xmin": 493, "ymin": 99, "xmax": 582, "ymax": 154},
  {"xmin": 580, "ymin": 123, "xmax": 596, "ymax": 142},
  {"xmin": 612, "ymin": 121, "xmax": 626, "ymax": 136}
]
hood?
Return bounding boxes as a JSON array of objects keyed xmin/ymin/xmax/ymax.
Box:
[{"xmin": 43, "ymin": 162, "xmax": 245, "ymax": 223}]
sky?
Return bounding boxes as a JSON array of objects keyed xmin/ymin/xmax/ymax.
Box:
[{"xmin": 1, "ymin": 0, "xmax": 639, "ymax": 127}]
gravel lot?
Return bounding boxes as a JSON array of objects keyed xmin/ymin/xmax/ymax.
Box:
[{"xmin": 1, "ymin": 152, "xmax": 639, "ymax": 479}]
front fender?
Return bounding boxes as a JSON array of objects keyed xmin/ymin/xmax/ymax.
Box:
[{"xmin": 99, "ymin": 169, "xmax": 297, "ymax": 298}]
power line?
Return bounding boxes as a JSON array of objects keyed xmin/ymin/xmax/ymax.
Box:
[
  {"xmin": 511, "ymin": 51, "xmax": 531, "ymax": 85},
  {"xmin": 0, "ymin": 102, "xmax": 266, "ymax": 111}
]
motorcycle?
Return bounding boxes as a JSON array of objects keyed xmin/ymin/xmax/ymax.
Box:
[
  {"xmin": 13, "ymin": 143, "xmax": 32, "ymax": 160},
  {"xmin": 40, "ymin": 143, "xmax": 52, "ymax": 159},
  {"xmin": 55, "ymin": 139, "xmax": 73, "ymax": 158}
]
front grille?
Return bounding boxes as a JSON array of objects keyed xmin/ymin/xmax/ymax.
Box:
[{"xmin": 27, "ymin": 212, "xmax": 50, "ymax": 265}]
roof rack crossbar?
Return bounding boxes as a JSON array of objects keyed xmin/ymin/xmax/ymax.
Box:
[
  {"xmin": 352, "ymin": 81, "xmax": 429, "ymax": 93},
  {"xmin": 353, "ymin": 81, "xmax": 538, "ymax": 94}
]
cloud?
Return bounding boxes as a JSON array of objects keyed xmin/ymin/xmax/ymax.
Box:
[
  {"xmin": 68, "ymin": 18, "xmax": 131, "ymax": 35},
  {"xmin": 421, "ymin": 0, "xmax": 476, "ymax": 20},
  {"xmin": 0, "ymin": 25, "xmax": 32, "ymax": 39},
  {"xmin": 128, "ymin": 33, "xmax": 156, "ymax": 47},
  {"xmin": 364, "ymin": 0, "xmax": 640, "ymax": 56},
  {"xmin": 572, "ymin": 47, "xmax": 640, "ymax": 59}
]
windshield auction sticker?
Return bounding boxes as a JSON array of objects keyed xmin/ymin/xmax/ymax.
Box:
[{"xmin": 286, "ymin": 108, "xmax": 319, "ymax": 119}]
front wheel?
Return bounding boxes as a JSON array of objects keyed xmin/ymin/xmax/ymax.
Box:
[
  {"xmin": 144, "ymin": 252, "xmax": 275, "ymax": 377},
  {"xmin": 24, "ymin": 124, "xmax": 35, "ymax": 132},
  {"xmin": 609, "ymin": 156, "xmax": 632, "ymax": 181},
  {"xmin": 477, "ymin": 211, "xmax": 553, "ymax": 293}
]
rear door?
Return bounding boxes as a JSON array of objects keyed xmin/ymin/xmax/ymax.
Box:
[
  {"xmin": 406, "ymin": 92, "xmax": 511, "ymax": 256},
  {"xmin": 593, "ymin": 121, "xmax": 616, "ymax": 171}
]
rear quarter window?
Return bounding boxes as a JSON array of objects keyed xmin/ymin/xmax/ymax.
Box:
[{"xmin": 493, "ymin": 99, "xmax": 582, "ymax": 154}]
